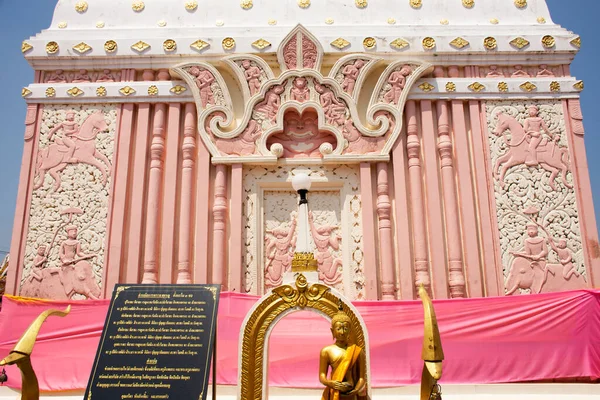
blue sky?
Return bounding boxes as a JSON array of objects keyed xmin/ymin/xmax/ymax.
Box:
[{"xmin": 0, "ymin": 1, "xmax": 599, "ymax": 255}]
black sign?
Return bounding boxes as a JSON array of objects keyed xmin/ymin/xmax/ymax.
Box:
[{"xmin": 84, "ymin": 284, "xmax": 220, "ymax": 400}]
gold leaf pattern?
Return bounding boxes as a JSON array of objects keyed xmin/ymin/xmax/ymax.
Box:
[
  {"xmin": 462, "ymin": 0, "xmax": 474, "ymax": 8},
  {"xmin": 355, "ymin": 0, "xmax": 367, "ymax": 8},
  {"xmin": 541, "ymin": 35, "xmax": 555, "ymax": 48},
  {"xmin": 148, "ymin": 85, "xmax": 159, "ymax": 96},
  {"xmin": 510, "ymin": 37, "xmax": 530, "ymax": 49},
  {"xmin": 498, "ymin": 82, "xmax": 508, "ymax": 92},
  {"xmin": 96, "ymin": 87, "xmax": 107, "ymax": 97},
  {"xmin": 252, "ymin": 39, "xmax": 271, "ymax": 50},
  {"xmin": 132, "ymin": 1, "xmax": 145, "ymax": 11},
  {"xmin": 45, "ymin": 87, "xmax": 56, "ymax": 98},
  {"xmin": 573, "ymin": 81, "xmax": 584, "ymax": 91},
  {"xmin": 363, "ymin": 37, "xmax": 376, "ymax": 49},
  {"xmin": 298, "ymin": 0, "xmax": 310, "ymax": 8},
  {"xmin": 484, "ymin": 37, "xmax": 497, "ymax": 50},
  {"xmin": 445, "ymin": 82, "xmax": 456, "ymax": 92},
  {"xmin": 22, "ymin": 88, "xmax": 32, "ymax": 97},
  {"xmin": 222, "ymin": 37, "xmax": 236, "ymax": 50},
  {"xmin": 67, "ymin": 87, "xmax": 84, "ymax": 97},
  {"xmin": 131, "ymin": 41, "xmax": 150, "ymax": 52},
  {"xmin": 72, "ymin": 42, "xmax": 92, "ymax": 54},
  {"xmin": 331, "ymin": 38, "xmax": 350, "ymax": 49},
  {"xmin": 468, "ymin": 82, "xmax": 485, "ymax": 92},
  {"xmin": 21, "ymin": 41, "xmax": 33, "ymax": 53},
  {"xmin": 390, "ymin": 38, "xmax": 409, "ymax": 49},
  {"xmin": 410, "ymin": 0, "xmax": 422, "ymax": 9},
  {"xmin": 514, "ymin": 0, "xmax": 527, "ymax": 8},
  {"xmin": 419, "ymin": 82, "xmax": 435, "ymax": 92},
  {"xmin": 104, "ymin": 40, "xmax": 118, "ymax": 53},
  {"xmin": 549, "ymin": 81, "xmax": 560, "ymax": 92},
  {"xmin": 185, "ymin": 1, "xmax": 198, "ymax": 11},
  {"xmin": 422, "ymin": 37, "xmax": 436, "ymax": 50},
  {"xmin": 570, "ymin": 37, "xmax": 581, "ymax": 48},
  {"xmin": 450, "ymin": 37, "xmax": 469, "ymax": 49},
  {"xmin": 119, "ymin": 86, "xmax": 136, "ymax": 96},
  {"xmin": 75, "ymin": 1, "xmax": 88, "ymax": 12},
  {"xmin": 46, "ymin": 41, "xmax": 59, "ymax": 54},
  {"xmin": 170, "ymin": 85, "xmax": 187, "ymax": 95},
  {"xmin": 190, "ymin": 39, "xmax": 210, "ymax": 51},
  {"xmin": 163, "ymin": 39, "xmax": 177, "ymax": 51},
  {"xmin": 519, "ymin": 82, "xmax": 537, "ymax": 92},
  {"xmin": 241, "ymin": 0, "xmax": 253, "ymax": 9}
]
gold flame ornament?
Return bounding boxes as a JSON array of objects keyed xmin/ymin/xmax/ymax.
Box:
[{"xmin": 418, "ymin": 286, "xmax": 444, "ymax": 400}]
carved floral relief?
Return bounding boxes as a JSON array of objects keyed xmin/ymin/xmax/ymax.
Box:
[
  {"xmin": 20, "ymin": 105, "xmax": 117, "ymax": 300},
  {"xmin": 242, "ymin": 165, "xmax": 365, "ymax": 299},
  {"xmin": 486, "ymin": 101, "xmax": 587, "ymax": 295}
]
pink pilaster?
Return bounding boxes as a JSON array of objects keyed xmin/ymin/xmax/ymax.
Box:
[
  {"xmin": 376, "ymin": 163, "xmax": 396, "ymax": 299},
  {"xmin": 471, "ymin": 101, "xmax": 503, "ymax": 296},
  {"xmin": 391, "ymin": 138, "xmax": 415, "ymax": 300},
  {"xmin": 436, "ymin": 100, "xmax": 466, "ymax": 298},
  {"xmin": 194, "ymin": 141, "xmax": 211, "ymax": 284},
  {"xmin": 124, "ymin": 103, "xmax": 151, "ymax": 284},
  {"xmin": 6, "ymin": 104, "xmax": 40, "ymax": 295},
  {"xmin": 405, "ymin": 100, "xmax": 431, "ymax": 295},
  {"xmin": 177, "ymin": 103, "xmax": 197, "ymax": 284},
  {"xmin": 212, "ymin": 164, "xmax": 228, "ymax": 287},
  {"xmin": 142, "ymin": 103, "xmax": 167, "ymax": 284},
  {"xmin": 360, "ymin": 162, "xmax": 378, "ymax": 299},
  {"xmin": 159, "ymin": 103, "xmax": 182, "ymax": 284},
  {"xmin": 451, "ymin": 100, "xmax": 483, "ymax": 298},
  {"xmin": 421, "ymin": 100, "xmax": 448, "ymax": 299},
  {"xmin": 228, "ymin": 164, "xmax": 244, "ymax": 292},
  {"xmin": 104, "ymin": 104, "xmax": 133, "ymax": 297},
  {"xmin": 563, "ymin": 99, "xmax": 600, "ymax": 285}
]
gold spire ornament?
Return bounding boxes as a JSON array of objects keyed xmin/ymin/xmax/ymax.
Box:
[
  {"xmin": 418, "ymin": 286, "xmax": 444, "ymax": 400},
  {"xmin": 0, "ymin": 306, "xmax": 71, "ymax": 400}
]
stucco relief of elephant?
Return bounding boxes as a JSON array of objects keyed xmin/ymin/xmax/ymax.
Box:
[
  {"xmin": 505, "ymin": 257, "xmax": 547, "ymax": 295},
  {"xmin": 21, "ymin": 261, "xmax": 101, "ymax": 300}
]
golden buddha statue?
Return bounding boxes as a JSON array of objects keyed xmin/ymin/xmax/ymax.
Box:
[{"xmin": 319, "ymin": 308, "xmax": 366, "ymax": 400}]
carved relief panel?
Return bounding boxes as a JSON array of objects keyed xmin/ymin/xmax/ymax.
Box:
[
  {"xmin": 20, "ymin": 105, "xmax": 117, "ymax": 300},
  {"xmin": 486, "ymin": 101, "xmax": 587, "ymax": 295},
  {"xmin": 242, "ymin": 165, "xmax": 365, "ymax": 299}
]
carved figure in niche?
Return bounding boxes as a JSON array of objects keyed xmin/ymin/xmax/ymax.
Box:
[
  {"xmin": 255, "ymin": 85, "xmax": 285, "ymax": 121},
  {"xmin": 267, "ymin": 110, "xmax": 336, "ymax": 158},
  {"xmin": 291, "ymin": 77, "xmax": 310, "ymax": 103},
  {"xmin": 46, "ymin": 69, "xmax": 67, "ymax": 83},
  {"xmin": 491, "ymin": 111, "xmax": 571, "ymax": 190},
  {"xmin": 341, "ymin": 59, "xmax": 365, "ymax": 95},
  {"xmin": 264, "ymin": 213, "xmax": 297, "ymax": 288},
  {"xmin": 511, "ymin": 65, "xmax": 530, "ymax": 78},
  {"xmin": 505, "ymin": 223, "xmax": 549, "ymax": 295},
  {"xmin": 309, "ymin": 211, "xmax": 342, "ymax": 286},
  {"xmin": 383, "ymin": 65, "xmax": 412, "ymax": 105},
  {"xmin": 189, "ymin": 66, "xmax": 215, "ymax": 108},
  {"xmin": 97, "ymin": 69, "xmax": 115, "ymax": 82},
  {"xmin": 342, "ymin": 119, "xmax": 383, "ymax": 155},
  {"xmin": 72, "ymin": 69, "xmax": 90, "ymax": 83},
  {"xmin": 537, "ymin": 64, "xmax": 554, "ymax": 77},
  {"xmin": 319, "ymin": 309, "xmax": 366, "ymax": 400},
  {"xmin": 487, "ymin": 65, "xmax": 505, "ymax": 78},
  {"xmin": 34, "ymin": 111, "xmax": 111, "ymax": 192},
  {"xmin": 242, "ymin": 60, "xmax": 262, "ymax": 96},
  {"xmin": 47, "ymin": 110, "xmax": 80, "ymax": 163},
  {"xmin": 315, "ymin": 83, "xmax": 347, "ymax": 126},
  {"xmin": 214, "ymin": 120, "xmax": 261, "ymax": 156},
  {"xmin": 524, "ymin": 105, "xmax": 556, "ymax": 166}
]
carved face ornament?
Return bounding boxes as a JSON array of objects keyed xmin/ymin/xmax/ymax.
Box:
[{"xmin": 284, "ymin": 111, "xmax": 318, "ymax": 139}]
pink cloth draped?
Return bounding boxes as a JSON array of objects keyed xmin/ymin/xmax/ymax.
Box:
[{"xmin": 0, "ymin": 290, "xmax": 599, "ymax": 392}]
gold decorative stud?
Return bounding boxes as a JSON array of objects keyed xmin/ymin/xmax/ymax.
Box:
[
  {"xmin": 170, "ymin": 85, "xmax": 187, "ymax": 95},
  {"xmin": 570, "ymin": 37, "xmax": 581, "ymax": 48},
  {"xmin": 22, "ymin": 88, "xmax": 32, "ymax": 97},
  {"xmin": 163, "ymin": 39, "xmax": 177, "ymax": 51},
  {"xmin": 355, "ymin": 0, "xmax": 367, "ymax": 8},
  {"xmin": 58, "ymin": 22, "xmax": 67, "ymax": 29},
  {"xmin": 445, "ymin": 82, "xmax": 456, "ymax": 92},
  {"xmin": 387, "ymin": 18, "xmax": 396, "ymax": 24},
  {"xmin": 222, "ymin": 37, "xmax": 236, "ymax": 50},
  {"xmin": 268, "ymin": 19, "xmax": 277, "ymax": 25},
  {"xmin": 450, "ymin": 37, "xmax": 469, "ymax": 49},
  {"xmin": 363, "ymin": 37, "xmax": 377, "ymax": 49},
  {"xmin": 45, "ymin": 87, "xmax": 56, "ymax": 98},
  {"xmin": 104, "ymin": 40, "xmax": 118, "ymax": 52},
  {"xmin": 390, "ymin": 38, "xmax": 409, "ymax": 49},
  {"xmin": 549, "ymin": 81, "xmax": 560, "ymax": 92},
  {"xmin": 96, "ymin": 87, "xmax": 107, "ymax": 97},
  {"xmin": 132, "ymin": 1, "xmax": 145, "ymax": 11},
  {"xmin": 241, "ymin": 0, "xmax": 253, "ymax": 9},
  {"xmin": 490, "ymin": 18, "xmax": 499, "ymax": 24},
  {"xmin": 67, "ymin": 87, "xmax": 84, "ymax": 97},
  {"xmin": 75, "ymin": 1, "xmax": 88, "ymax": 12},
  {"xmin": 462, "ymin": 0, "xmax": 474, "ymax": 8},
  {"xmin": 510, "ymin": 37, "xmax": 530, "ymax": 49},
  {"xmin": 440, "ymin": 19, "xmax": 449, "ymax": 25},
  {"xmin": 498, "ymin": 82, "xmax": 508, "ymax": 92},
  {"xmin": 216, "ymin": 20, "xmax": 225, "ymax": 26},
  {"xmin": 325, "ymin": 17, "xmax": 334, "ymax": 24},
  {"xmin": 298, "ymin": 0, "xmax": 310, "ymax": 8},
  {"xmin": 410, "ymin": 0, "xmax": 422, "ymax": 9},
  {"xmin": 73, "ymin": 42, "xmax": 92, "ymax": 54},
  {"xmin": 419, "ymin": 82, "xmax": 435, "ymax": 92},
  {"xmin": 331, "ymin": 38, "xmax": 350, "ymax": 49},
  {"xmin": 541, "ymin": 35, "xmax": 555, "ymax": 48},
  {"xmin": 484, "ymin": 37, "xmax": 497, "ymax": 50},
  {"xmin": 422, "ymin": 37, "xmax": 436, "ymax": 50},
  {"xmin": 131, "ymin": 40, "xmax": 150, "ymax": 52},
  {"xmin": 190, "ymin": 39, "xmax": 210, "ymax": 51},
  {"xmin": 252, "ymin": 39, "xmax": 271, "ymax": 50},
  {"xmin": 468, "ymin": 82, "xmax": 485, "ymax": 92},
  {"xmin": 537, "ymin": 17, "xmax": 546, "ymax": 24},
  {"xmin": 119, "ymin": 86, "xmax": 136, "ymax": 96},
  {"xmin": 520, "ymin": 82, "xmax": 537, "ymax": 92},
  {"xmin": 514, "ymin": 0, "xmax": 527, "ymax": 8},
  {"xmin": 185, "ymin": 1, "xmax": 198, "ymax": 11},
  {"xmin": 96, "ymin": 21, "xmax": 105, "ymax": 28},
  {"xmin": 148, "ymin": 85, "xmax": 159, "ymax": 96},
  {"xmin": 573, "ymin": 81, "xmax": 584, "ymax": 91},
  {"xmin": 157, "ymin": 20, "xmax": 167, "ymax": 27},
  {"xmin": 46, "ymin": 41, "xmax": 59, "ymax": 54},
  {"xmin": 21, "ymin": 41, "xmax": 33, "ymax": 53}
]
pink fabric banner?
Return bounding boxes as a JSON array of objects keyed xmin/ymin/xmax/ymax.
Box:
[{"xmin": 0, "ymin": 290, "xmax": 599, "ymax": 392}]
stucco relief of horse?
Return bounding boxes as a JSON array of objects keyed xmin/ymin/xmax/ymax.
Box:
[
  {"xmin": 491, "ymin": 112, "xmax": 572, "ymax": 190},
  {"xmin": 34, "ymin": 111, "xmax": 111, "ymax": 192}
]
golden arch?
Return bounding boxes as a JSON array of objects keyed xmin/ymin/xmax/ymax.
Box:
[{"xmin": 239, "ymin": 274, "xmax": 369, "ymax": 400}]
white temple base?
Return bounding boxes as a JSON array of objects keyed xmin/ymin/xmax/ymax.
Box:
[{"xmin": 0, "ymin": 384, "xmax": 598, "ymax": 400}]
